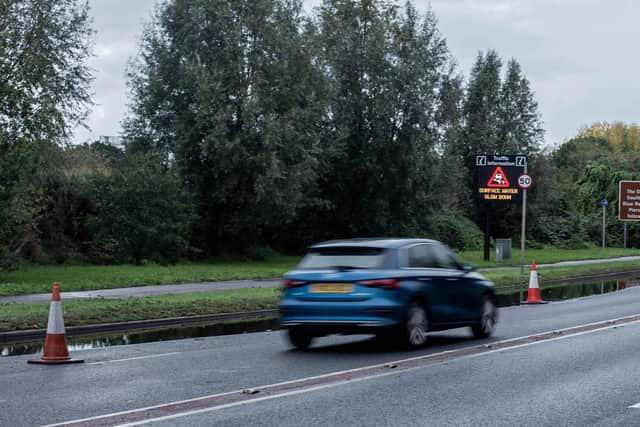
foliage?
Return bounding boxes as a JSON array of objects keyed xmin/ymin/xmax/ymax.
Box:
[
  {"xmin": 577, "ymin": 122, "xmax": 640, "ymax": 152},
  {"xmin": 450, "ymin": 50, "xmax": 543, "ymax": 239},
  {"xmin": 428, "ymin": 214, "xmax": 483, "ymax": 250},
  {"xmin": 0, "ymin": 0, "xmax": 93, "ymax": 267},
  {"xmin": 9, "ymin": 0, "xmax": 640, "ymax": 267},
  {"xmin": 310, "ymin": 1, "xmax": 452, "ymax": 237},
  {"xmin": 124, "ymin": 0, "xmax": 324, "ymax": 255},
  {"xmin": 0, "ymin": 0, "xmax": 93, "ymax": 143},
  {"xmin": 84, "ymin": 152, "xmax": 193, "ymax": 264}
]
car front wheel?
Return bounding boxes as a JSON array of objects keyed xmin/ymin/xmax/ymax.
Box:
[{"xmin": 471, "ymin": 296, "xmax": 497, "ymax": 339}]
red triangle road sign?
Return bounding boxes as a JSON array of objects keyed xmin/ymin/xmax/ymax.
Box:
[{"xmin": 487, "ymin": 166, "xmax": 510, "ymax": 188}]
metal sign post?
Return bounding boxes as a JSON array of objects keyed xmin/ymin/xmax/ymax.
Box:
[
  {"xmin": 600, "ymin": 197, "xmax": 608, "ymax": 248},
  {"xmin": 602, "ymin": 204, "xmax": 606, "ymax": 248},
  {"xmin": 518, "ymin": 169, "xmax": 530, "ymax": 275},
  {"xmin": 624, "ymin": 223, "xmax": 628, "ymax": 248}
]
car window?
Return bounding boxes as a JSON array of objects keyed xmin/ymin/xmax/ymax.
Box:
[
  {"xmin": 407, "ymin": 244, "xmax": 439, "ymax": 268},
  {"xmin": 297, "ymin": 247, "xmax": 386, "ymax": 269},
  {"xmin": 432, "ymin": 244, "xmax": 460, "ymax": 269}
]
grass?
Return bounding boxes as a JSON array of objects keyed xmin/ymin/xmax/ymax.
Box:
[
  {"xmin": 459, "ymin": 247, "xmax": 640, "ymax": 268},
  {"xmin": 0, "ymin": 248, "xmax": 639, "ymax": 297},
  {"xmin": 485, "ymin": 260, "xmax": 640, "ymax": 290},
  {"xmin": 2, "ymin": 259, "xmax": 640, "ymax": 333},
  {"xmin": 0, "ymin": 288, "xmax": 282, "ymax": 333},
  {"xmin": 0, "ymin": 256, "xmax": 299, "ymax": 296}
]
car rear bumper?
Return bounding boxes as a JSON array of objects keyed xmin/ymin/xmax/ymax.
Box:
[
  {"xmin": 279, "ymin": 319, "xmax": 398, "ymax": 336},
  {"xmin": 279, "ymin": 298, "xmax": 404, "ymax": 334}
]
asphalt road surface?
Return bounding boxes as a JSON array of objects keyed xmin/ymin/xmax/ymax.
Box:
[{"xmin": 4, "ymin": 287, "xmax": 640, "ymax": 426}]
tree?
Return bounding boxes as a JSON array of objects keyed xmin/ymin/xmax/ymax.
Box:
[
  {"xmin": 312, "ymin": 0, "xmax": 451, "ymax": 236},
  {"xmin": 0, "ymin": 0, "xmax": 93, "ymax": 143},
  {"xmin": 86, "ymin": 152, "xmax": 193, "ymax": 264},
  {"xmin": 459, "ymin": 50, "xmax": 503, "ymax": 163},
  {"xmin": 0, "ymin": 0, "xmax": 93, "ymax": 266},
  {"xmin": 577, "ymin": 122, "xmax": 640, "ymax": 152},
  {"xmin": 125, "ymin": 0, "xmax": 324, "ymax": 255},
  {"xmin": 498, "ymin": 59, "xmax": 544, "ymax": 156}
]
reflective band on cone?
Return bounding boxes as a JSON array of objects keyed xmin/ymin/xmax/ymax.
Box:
[
  {"xmin": 522, "ymin": 261, "xmax": 548, "ymax": 304},
  {"xmin": 28, "ymin": 283, "xmax": 83, "ymax": 365}
]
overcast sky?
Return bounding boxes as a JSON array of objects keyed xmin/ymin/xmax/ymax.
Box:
[{"xmin": 75, "ymin": 0, "xmax": 640, "ymax": 148}]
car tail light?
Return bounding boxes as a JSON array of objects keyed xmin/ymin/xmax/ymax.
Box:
[
  {"xmin": 282, "ymin": 279, "xmax": 306, "ymax": 288},
  {"xmin": 360, "ymin": 279, "xmax": 398, "ymax": 290}
]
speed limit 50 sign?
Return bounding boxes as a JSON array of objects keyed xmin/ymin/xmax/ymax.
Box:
[{"xmin": 518, "ymin": 174, "xmax": 532, "ymax": 189}]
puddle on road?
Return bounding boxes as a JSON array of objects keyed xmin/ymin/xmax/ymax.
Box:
[
  {"xmin": 2, "ymin": 275, "xmax": 639, "ymax": 357},
  {"xmin": 1, "ymin": 318, "xmax": 279, "ymax": 357},
  {"xmin": 497, "ymin": 277, "xmax": 639, "ymax": 307}
]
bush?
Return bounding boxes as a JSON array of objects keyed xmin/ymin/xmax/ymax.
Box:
[
  {"xmin": 529, "ymin": 214, "xmax": 594, "ymax": 249},
  {"xmin": 85, "ymin": 152, "xmax": 193, "ymax": 264},
  {"xmin": 428, "ymin": 214, "xmax": 484, "ymax": 250}
]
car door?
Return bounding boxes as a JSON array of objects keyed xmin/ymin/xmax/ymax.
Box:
[
  {"xmin": 403, "ymin": 244, "xmax": 456, "ymax": 324},
  {"xmin": 431, "ymin": 243, "xmax": 477, "ymax": 322}
]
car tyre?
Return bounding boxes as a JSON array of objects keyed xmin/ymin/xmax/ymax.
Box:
[
  {"xmin": 288, "ymin": 328, "xmax": 313, "ymax": 350},
  {"xmin": 471, "ymin": 295, "xmax": 497, "ymax": 339},
  {"xmin": 402, "ymin": 303, "xmax": 429, "ymax": 348}
]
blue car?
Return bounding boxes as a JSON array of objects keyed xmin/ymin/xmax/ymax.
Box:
[{"xmin": 279, "ymin": 238, "xmax": 497, "ymax": 349}]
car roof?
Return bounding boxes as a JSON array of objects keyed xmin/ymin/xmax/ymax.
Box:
[{"xmin": 310, "ymin": 238, "xmax": 438, "ymax": 249}]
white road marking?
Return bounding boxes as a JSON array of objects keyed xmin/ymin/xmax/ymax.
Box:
[
  {"xmin": 628, "ymin": 402, "xmax": 640, "ymax": 409},
  {"xmin": 44, "ymin": 314, "xmax": 640, "ymax": 427},
  {"xmin": 87, "ymin": 352, "xmax": 181, "ymax": 365},
  {"xmin": 113, "ymin": 318, "xmax": 640, "ymax": 427}
]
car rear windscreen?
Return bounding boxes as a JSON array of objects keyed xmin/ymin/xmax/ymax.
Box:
[{"xmin": 297, "ymin": 247, "xmax": 386, "ymax": 269}]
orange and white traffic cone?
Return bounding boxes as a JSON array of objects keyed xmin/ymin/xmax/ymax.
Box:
[
  {"xmin": 522, "ymin": 261, "xmax": 547, "ymax": 304},
  {"xmin": 28, "ymin": 282, "xmax": 83, "ymax": 365}
]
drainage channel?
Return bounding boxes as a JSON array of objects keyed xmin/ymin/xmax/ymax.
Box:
[
  {"xmin": 2, "ymin": 275, "xmax": 639, "ymax": 358},
  {"xmin": 1, "ymin": 317, "xmax": 279, "ymax": 357},
  {"xmin": 47, "ymin": 312, "xmax": 640, "ymax": 427},
  {"xmin": 497, "ymin": 276, "xmax": 639, "ymax": 306}
]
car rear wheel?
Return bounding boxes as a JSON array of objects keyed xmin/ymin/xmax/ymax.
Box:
[
  {"xmin": 403, "ymin": 303, "xmax": 429, "ymax": 348},
  {"xmin": 471, "ymin": 296, "xmax": 497, "ymax": 339},
  {"xmin": 287, "ymin": 328, "xmax": 313, "ymax": 350}
]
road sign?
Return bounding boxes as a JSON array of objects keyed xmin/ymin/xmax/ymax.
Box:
[
  {"xmin": 476, "ymin": 155, "xmax": 527, "ymax": 203},
  {"xmin": 518, "ymin": 174, "xmax": 532, "ymax": 189},
  {"xmin": 599, "ymin": 198, "xmax": 608, "ymax": 208},
  {"xmin": 619, "ymin": 181, "xmax": 640, "ymax": 221},
  {"xmin": 487, "ymin": 167, "xmax": 510, "ymax": 188}
]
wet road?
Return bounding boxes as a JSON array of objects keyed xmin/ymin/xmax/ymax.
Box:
[{"xmin": 4, "ymin": 287, "xmax": 640, "ymax": 426}]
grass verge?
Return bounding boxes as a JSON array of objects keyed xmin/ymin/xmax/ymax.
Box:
[
  {"xmin": 2, "ymin": 261, "xmax": 640, "ymax": 333},
  {"xmin": 0, "ymin": 256, "xmax": 299, "ymax": 296},
  {"xmin": 485, "ymin": 260, "xmax": 640, "ymax": 289},
  {"xmin": 1, "ymin": 248, "xmax": 640, "ymax": 297},
  {"xmin": 0, "ymin": 288, "xmax": 281, "ymax": 333},
  {"xmin": 460, "ymin": 247, "xmax": 640, "ymax": 268}
]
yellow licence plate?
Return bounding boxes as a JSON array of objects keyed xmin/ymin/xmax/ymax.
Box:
[{"xmin": 311, "ymin": 283, "xmax": 353, "ymax": 293}]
